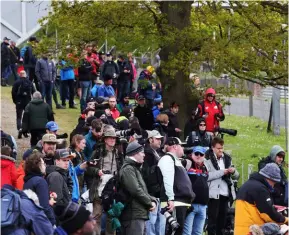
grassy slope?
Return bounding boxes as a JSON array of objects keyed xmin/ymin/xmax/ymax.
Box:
[{"xmin": 1, "ymin": 87, "xmax": 286, "ymax": 181}]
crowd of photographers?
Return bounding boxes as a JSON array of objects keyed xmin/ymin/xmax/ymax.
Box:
[{"xmin": 1, "ymin": 37, "xmax": 289, "ymax": 235}]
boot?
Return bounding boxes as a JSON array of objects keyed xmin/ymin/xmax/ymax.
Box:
[
  {"xmin": 56, "ymin": 104, "xmax": 65, "ymax": 109},
  {"xmin": 18, "ymin": 129, "xmax": 22, "ymax": 139}
]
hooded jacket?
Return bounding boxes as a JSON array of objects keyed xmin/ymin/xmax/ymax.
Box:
[
  {"xmin": 24, "ymin": 172, "xmax": 56, "ymax": 225},
  {"xmin": 234, "ymin": 173, "xmax": 288, "ymax": 235},
  {"xmin": 22, "ymin": 98, "xmax": 54, "ymax": 132},
  {"xmin": 16, "ymin": 161, "xmax": 25, "ymax": 190},
  {"xmin": 11, "ymin": 78, "xmax": 35, "ymax": 107},
  {"xmin": 0, "ymin": 155, "xmax": 17, "ymax": 188},
  {"xmin": 100, "ymin": 60, "xmax": 119, "ymax": 84},
  {"xmin": 1, "ymin": 42, "xmax": 10, "ymax": 66},
  {"xmin": 119, "ymin": 158, "xmax": 156, "ymax": 221},
  {"xmin": 187, "ymin": 118, "xmax": 212, "ymax": 148},
  {"xmin": 46, "ymin": 165, "xmax": 73, "ymax": 206}
]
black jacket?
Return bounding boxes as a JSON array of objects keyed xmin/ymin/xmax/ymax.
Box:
[
  {"xmin": 100, "ymin": 60, "xmax": 119, "ymax": 84},
  {"xmin": 166, "ymin": 111, "xmax": 180, "ymax": 138},
  {"xmin": 187, "ymin": 130, "xmax": 212, "ymax": 148},
  {"xmin": 24, "ymin": 45, "xmax": 37, "ymax": 68},
  {"xmin": 9, "ymin": 46, "xmax": 20, "ymax": 64},
  {"xmin": 46, "ymin": 165, "xmax": 73, "ymax": 206},
  {"xmin": 184, "ymin": 118, "xmax": 197, "ymax": 140},
  {"xmin": 134, "ymin": 105, "xmax": 154, "ymax": 131},
  {"xmin": 11, "ymin": 78, "xmax": 35, "ymax": 107},
  {"xmin": 78, "ymin": 59, "xmax": 93, "ymax": 81},
  {"xmin": 117, "ymin": 60, "xmax": 130, "ymax": 82},
  {"xmin": 1, "ymin": 42, "xmax": 10, "ymax": 66},
  {"xmin": 258, "ymin": 156, "xmax": 287, "ymax": 206}
]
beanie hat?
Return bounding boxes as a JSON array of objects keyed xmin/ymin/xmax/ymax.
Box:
[
  {"xmin": 259, "ymin": 163, "xmax": 281, "ymax": 182},
  {"xmin": 261, "ymin": 223, "xmax": 280, "ymax": 235},
  {"xmin": 269, "ymin": 145, "xmax": 285, "ymax": 162},
  {"xmin": 126, "ymin": 141, "xmax": 144, "ymax": 156},
  {"xmin": 86, "ymin": 116, "xmax": 97, "ymax": 126},
  {"xmin": 94, "ymin": 110, "xmax": 106, "ymax": 119},
  {"xmin": 54, "ymin": 202, "xmax": 91, "ymax": 234}
]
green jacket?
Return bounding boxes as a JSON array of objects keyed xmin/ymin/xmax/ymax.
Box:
[
  {"xmin": 119, "ymin": 158, "xmax": 156, "ymax": 221},
  {"xmin": 22, "ymin": 99, "xmax": 54, "ymax": 132}
]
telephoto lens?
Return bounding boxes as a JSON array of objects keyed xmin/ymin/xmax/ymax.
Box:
[{"xmin": 160, "ymin": 207, "xmax": 180, "ymax": 231}]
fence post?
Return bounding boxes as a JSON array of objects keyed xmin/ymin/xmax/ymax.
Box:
[
  {"xmin": 241, "ymin": 162, "xmax": 244, "ymax": 185},
  {"xmin": 248, "ymin": 164, "xmax": 254, "ymax": 179}
]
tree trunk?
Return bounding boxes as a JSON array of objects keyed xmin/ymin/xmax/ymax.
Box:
[{"xmin": 158, "ymin": 1, "xmax": 198, "ymax": 140}]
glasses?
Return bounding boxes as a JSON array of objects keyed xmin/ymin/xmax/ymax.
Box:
[
  {"xmin": 194, "ymin": 152, "xmax": 204, "ymax": 157},
  {"xmin": 207, "ymin": 94, "xmax": 215, "ymax": 97},
  {"xmin": 199, "ymin": 124, "xmax": 206, "ymax": 127}
]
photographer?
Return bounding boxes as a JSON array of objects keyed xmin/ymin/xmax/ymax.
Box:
[
  {"xmin": 186, "ymin": 118, "xmax": 212, "ymax": 149},
  {"xmin": 85, "ymin": 125, "xmax": 122, "ymax": 235},
  {"xmin": 204, "ymin": 137, "xmax": 239, "ymax": 235},
  {"xmin": 158, "ymin": 137, "xmax": 195, "ymax": 235},
  {"xmin": 195, "ymin": 88, "xmax": 225, "ymax": 134}
]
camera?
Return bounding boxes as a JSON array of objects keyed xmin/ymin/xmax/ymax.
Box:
[
  {"xmin": 102, "ymin": 170, "xmax": 112, "ymax": 174},
  {"xmin": 87, "ymin": 159, "xmax": 99, "ymax": 167},
  {"xmin": 160, "ymin": 207, "xmax": 180, "ymax": 232},
  {"xmin": 217, "ymin": 127, "xmax": 237, "ymax": 137}
]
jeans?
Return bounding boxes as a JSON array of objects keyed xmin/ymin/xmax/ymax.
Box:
[
  {"xmin": 117, "ymin": 80, "xmax": 131, "ymax": 102},
  {"xmin": 10, "ymin": 63, "xmax": 19, "ymax": 81},
  {"xmin": 61, "ymin": 79, "xmax": 75, "ymax": 107},
  {"xmin": 146, "ymin": 199, "xmax": 166, "ymax": 235},
  {"xmin": 25, "ymin": 67, "xmax": 39, "ymax": 91},
  {"xmin": 121, "ymin": 219, "xmax": 145, "ymax": 235},
  {"xmin": 80, "ymin": 81, "xmax": 91, "ymax": 112},
  {"xmin": 40, "ymin": 81, "xmax": 53, "ymax": 108},
  {"xmin": 183, "ymin": 204, "xmax": 207, "ymax": 235},
  {"xmin": 1, "ymin": 65, "xmax": 11, "ymax": 81}
]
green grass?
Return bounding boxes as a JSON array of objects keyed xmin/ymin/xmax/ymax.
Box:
[{"xmin": 1, "ymin": 86, "xmax": 287, "ymax": 183}]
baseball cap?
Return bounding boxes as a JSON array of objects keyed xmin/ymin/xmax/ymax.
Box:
[
  {"xmin": 42, "ymin": 134, "xmax": 58, "ymax": 143},
  {"xmin": 46, "ymin": 121, "xmax": 59, "ymax": 132},
  {"xmin": 3, "ymin": 37, "xmax": 10, "ymax": 41},
  {"xmin": 165, "ymin": 137, "xmax": 185, "ymax": 146},
  {"xmin": 55, "ymin": 149, "xmax": 74, "ymax": 160},
  {"xmin": 137, "ymin": 95, "xmax": 145, "ymax": 101},
  {"xmin": 106, "ymin": 52, "xmax": 112, "ymax": 56},
  {"xmin": 192, "ymin": 146, "xmax": 206, "ymax": 155},
  {"xmin": 147, "ymin": 130, "xmax": 163, "ymax": 139}
]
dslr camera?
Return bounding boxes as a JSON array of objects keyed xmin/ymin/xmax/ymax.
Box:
[{"xmin": 160, "ymin": 207, "xmax": 179, "ymax": 232}]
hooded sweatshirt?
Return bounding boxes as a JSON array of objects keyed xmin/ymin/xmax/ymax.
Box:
[
  {"xmin": 269, "ymin": 145, "xmax": 285, "ymax": 162},
  {"xmin": 0, "ymin": 155, "xmax": 17, "ymax": 188}
]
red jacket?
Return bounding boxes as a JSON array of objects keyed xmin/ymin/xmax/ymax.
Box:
[
  {"xmin": 86, "ymin": 53, "xmax": 100, "ymax": 74},
  {"xmin": 1, "ymin": 155, "xmax": 17, "ymax": 188},
  {"xmin": 16, "ymin": 160, "xmax": 25, "ymax": 190},
  {"xmin": 110, "ymin": 107, "xmax": 120, "ymax": 120},
  {"xmin": 196, "ymin": 99, "xmax": 225, "ymax": 132}
]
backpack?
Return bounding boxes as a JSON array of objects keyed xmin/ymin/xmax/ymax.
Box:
[
  {"xmin": 17, "ymin": 80, "xmax": 32, "ymax": 97},
  {"xmin": 20, "ymin": 46, "xmax": 27, "ymax": 59},
  {"xmin": 1, "ymin": 134, "xmax": 14, "ymax": 150},
  {"xmin": 1, "ymin": 186, "xmax": 26, "ymax": 233}
]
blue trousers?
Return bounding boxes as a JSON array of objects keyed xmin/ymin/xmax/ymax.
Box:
[{"xmin": 183, "ymin": 204, "xmax": 207, "ymax": 235}]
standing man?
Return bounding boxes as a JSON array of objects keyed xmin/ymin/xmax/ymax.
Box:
[
  {"xmin": 35, "ymin": 53, "xmax": 56, "ymax": 109},
  {"xmin": 100, "ymin": 52, "xmax": 119, "ymax": 91},
  {"xmin": 24, "ymin": 36, "xmax": 39, "ymax": 91},
  {"xmin": 1, "ymin": 36, "xmax": 11, "ymax": 86},
  {"xmin": 167, "ymin": 102, "xmax": 182, "ymax": 138},
  {"xmin": 142, "ymin": 130, "xmax": 166, "ymax": 235},
  {"xmin": 117, "ymin": 55, "xmax": 131, "ymax": 102},
  {"xmin": 195, "ymin": 88, "xmax": 225, "ymax": 134},
  {"xmin": 12, "ymin": 70, "xmax": 35, "ymax": 139},
  {"xmin": 119, "ymin": 141, "xmax": 157, "ymax": 235},
  {"xmin": 204, "ymin": 137, "xmax": 239, "ymax": 235},
  {"xmin": 134, "ymin": 95, "xmax": 154, "ymax": 131},
  {"xmin": 9, "ymin": 40, "xmax": 20, "ymax": 82},
  {"xmin": 158, "ymin": 137, "xmax": 195, "ymax": 235}
]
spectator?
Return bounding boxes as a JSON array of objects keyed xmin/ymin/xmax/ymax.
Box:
[
  {"xmin": 166, "ymin": 101, "xmax": 182, "ymax": 138},
  {"xmin": 78, "ymin": 50, "xmax": 93, "ymax": 112},
  {"xmin": 86, "ymin": 126, "xmax": 122, "ymax": 234},
  {"xmin": 40, "ymin": 133, "xmax": 58, "ymax": 165},
  {"xmin": 204, "ymin": 137, "xmax": 239, "ymax": 235},
  {"xmin": 108, "ymin": 96, "xmax": 120, "ymax": 120},
  {"xmin": 91, "ymin": 79, "xmax": 104, "ymax": 98},
  {"xmin": 100, "ymin": 52, "xmax": 119, "ymax": 91},
  {"xmin": 117, "ymin": 55, "xmax": 131, "ymax": 102},
  {"xmin": 54, "ymin": 202, "xmax": 96, "ymax": 235},
  {"xmin": 195, "ymin": 88, "xmax": 225, "ymax": 133},
  {"xmin": 83, "ymin": 119, "xmax": 103, "ymax": 161},
  {"xmin": 258, "ymin": 145, "xmax": 287, "ymax": 206},
  {"xmin": 16, "ymin": 149, "xmax": 34, "ymax": 190},
  {"xmin": 46, "ymin": 149, "xmax": 74, "ymax": 206},
  {"xmin": 1, "ymin": 36, "xmax": 11, "ymax": 86},
  {"xmin": 186, "ymin": 118, "xmax": 212, "ymax": 149},
  {"xmin": 157, "ymin": 137, "xmax": 195, "ymax": 235},
  {"xmin": 119, "ymin": 141, "xmax": 157, "ymax": 235},
  {"xmin": 11, "ymin": 70, "xmax": 35, "ymax": 139},
  {"xmin": 127, "ymin": 52, "xmax": 137, "ymax": 93},
  {"xmin": 183, "ymin": 146, "xmax": 209, "ymax": 235},
  {"xmin": 70, "ymin": 134, "xmax": 86, "ymax": 167},
  {"xmin": 9, "ymin": 40, "xmax": 20, "ymax": 82},
  {"xmin": 22, "ymin": 91, "xmax": 54, "ymax": 147},
  {"xmin": 152, "ymin": 100, "xmax": 163, "ymax": 121},
  {"xmin": 0, "ymin": 146, "xmax": 17, "ymax": 188},
  {"xmin": 153, "ymin": 113, "xmax": 169, "ymax": 148},
  {"xmin": 98, "ymin": 74, "xmax": 115, "ymax": 99},
  {"xmin": 142, "ymin": 130, "xmax": 166, "ymax": 235},
  {"xmin": 24, "ymin": 36, "xmax": 39, "ymax": 90},
  {"xmin": 23, "ymin": 152, "xmax": 56, "ymax": 225},
  {"xmin": 116, "ymin": 94, "xmax": 132, "ymax": 113},
  {"xmin": 59, "ymin": 59, "xmax": 77, "ymax": 109},
  {"xmin": 1, "ymin": 184, "xmax": 54, "ymax": 235},
  {"xmin": 99, "ymin": 51, "xmax": 106, "ymax": 66},
  {"xmin": 184, "ymin": 110, "xmax": 197, "ymax": 141},
  {"xmin": 85, "ymin": 43, "xmax": 100, "ymax": 82},
  {"xmin": 234, "ymin": 163, "xmax": 288, "ymax": 235},
  {"xmin": 134, "ymin": 95, "xmax": 154, "ymax": 131},
  {"xmin": 0, "ymin": 129, "xmax": 18, "ymax": 159},
  {"xmin": 35, "ymin": 53, "xmax": 56, "ymax": 109}
]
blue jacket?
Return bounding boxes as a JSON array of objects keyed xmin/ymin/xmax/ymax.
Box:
[
  {"xmin": 68, "ymin": 162, "xmax": 85, "ymax": 202},
  {"xmin": 152, "ymin": 106, "xmax": 160, "ymax": 121},
  {"xmin": 91, "ymin": 84, "xmax": 102, "ymax": 98},
  {"xmin": 60, "ymin": 60, "xmax": 75, "ymax": 80},
  {"xmin": 23, "ymin": 174, "xmax": 56, "ymax": 225},
  {"xmin": 83, "ymin": 131, "xmax": 97, "ymax": 161},
  {"xmin": 97, "ymin": 84, "xmax": 115, "ymax": 98},
  {"xmin": 2, "ymin": 185, "xmax": 54, "ymax": 235},
  {"xmin": 23, "ymin": 45, "xmax": 37, "ymax": 68}
]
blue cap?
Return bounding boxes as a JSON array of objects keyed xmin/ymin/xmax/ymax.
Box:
[
  {"xmin": 45, "ymin": 121, "xmax": 59, "ymax": 132},
  {"xmin": 193, "ymin": 146, "xmax": 206, "ymax": 155},
  {"xmin": 22, "ymin": 149, "xmax": 34, "ymax": 161}
]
